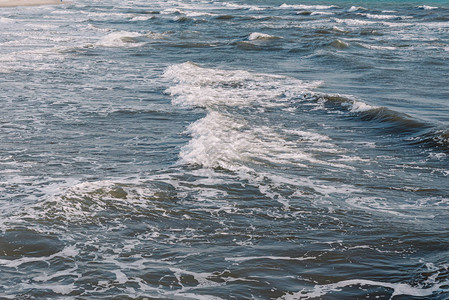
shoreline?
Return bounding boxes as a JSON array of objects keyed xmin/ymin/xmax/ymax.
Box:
[{"xmin": 0, "ymin": 0, "xmax": 67, "ymax": 7}]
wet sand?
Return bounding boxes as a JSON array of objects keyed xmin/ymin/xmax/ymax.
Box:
[{"xmin": 0, "ymin": 0, "xmax": 64, "ymax": 7}]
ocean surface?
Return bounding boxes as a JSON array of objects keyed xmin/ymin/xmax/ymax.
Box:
[{"xmin": 1, "ymin": 0, "xmax": 449, "ymax": 298}]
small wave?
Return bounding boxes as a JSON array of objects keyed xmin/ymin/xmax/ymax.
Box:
[
  {"xmin": 173, "ymin": 15, "xmax": 194, "ymax": 22},
  {"xmin": 329, "ymin": 39, "xmax": 349, "ymax": 49},
  {"xmin": 348, "ymin": 6, "xmax": 367, "ymax": 12},
  {"xmin": 417, "ymin": 5, "xmax": 438, "ymax": 10},
  {"xmin": 359, "ymin": 13, "xmax": 412, "ymax": 20},
  {"xmin": 130, "ymin": 15, "xmax": 155, "ymax": 21},
  {"xmin": 280, "ymin": 3, "xmax": 337, "ymax": 10},
  {"xmin": 333, "ymin": 18, "xmax": 377, "ymax": 26},
  {"xmin": 96, "ymin": 31, "xmax": 146, "ymax": 48},
  {"xmin": 310, "ymin": 11, "xmax": 335, "ymax": 16},
  {"xmin": 248, "ymin": 32, "xmax": 282, "ymax": 41},
  {"xmin": 317, "ymin": 94, "xmax": 429, "ymax": 134},
  {"xmin": 223, "ymin": 2, "xmax": 266, "ymax": 11},
  {"xmin": 411, "ymin": 127, "xmax": 449, "ymax": 150},
  {"xmin": 358, "ymin": 43, "xmax": 396, "ymax": 51}
]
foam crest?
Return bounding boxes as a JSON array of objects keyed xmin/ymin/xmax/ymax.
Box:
[
  {"xmin": 282, "ymin": 279, "xmax": 448, "ymax": 299},
  {"xmin": 163, "ymin": 62, "xmax": 321, "ymax": 108},
  {"xmin": 248, "ymin": 32, "xmax": 282, "ymax": 41},
  {"xmin": 96, "ymin": 31, "xmax": 147, "ymax": 48},
  {"xmin": 418, "ymin": 5, "xmax": 438, "ymax": 10},
  {"xmin": 222, "ymin": 2, "xmax": 266, "ymax": 11},
  {"xmin": 318, "ymin": 94, "xmax": 378, "ymax": 113},
  {"xmin": 359, "ymin": 13, "xmax": 412, "ymax": 20},
  {"xmin": 179, "ymin": 110, "xmax": 331, "ymax": 171},
  {"xmin": 280, "ymin": 3, "xmax": 337, "ymax": 10},
  {"xmin": 348, "ymin": 6, "xmax": 367, "ymax": 12},
  {"xmin": 39, "ymin": 180, "xmax": 160, "ymax": 224},
  {"xmin": 130, "ymin": 15, "xmax": 155, "ymax": 21}
]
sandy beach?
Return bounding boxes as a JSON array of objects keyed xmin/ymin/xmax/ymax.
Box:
[{"xmin": 0, "ymin": 0, "xmax": 64, "ymax": 7}]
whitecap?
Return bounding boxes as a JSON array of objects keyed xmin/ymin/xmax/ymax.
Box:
[
  {"xmin": 96, "ymin": 31, "xmax": 146, "ymax": 48},
  {"xmin": 358, "ymin": 43, "xmax": 397, "ymax": 51},
  {"xmin": 359, "ymin": 13, "xmax": 412, "ymax": 20},
  {"xmin": 130, "ymin": 15, "xmax": 155, "ymax": 21},
  {"xmin": 418, "ymin": 5, "xmax": 438, "ymax": 10},
  {"xmin": 348, "ymin": 6, "xmax": 366, "ymax": 12},
  {"xmin": 223, "ymin": 2, "xmax": 266, "ymax": 11},
  {"xmin": 280, "ymin": 3, "xmax": 337, "ymax": 10},
  {"xmin": 333, "ymin": 18, "xmax": 377, "ymax": 26},
  {"xmin": 248, "ymin": 32, "xmax": 281, "ymax": 41}
]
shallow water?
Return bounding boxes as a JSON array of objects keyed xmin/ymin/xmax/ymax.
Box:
[{"xmin": 1, "ymin": 0, "xmax": 449, "ymax": 299}]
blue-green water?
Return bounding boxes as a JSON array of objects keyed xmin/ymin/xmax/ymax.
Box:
[{"xmin": 1, "ymin": 0, "xmax": 448, "ymax": 299}]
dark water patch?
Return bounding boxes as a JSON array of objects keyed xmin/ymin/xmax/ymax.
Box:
[
  {"xmin": 215, "ymin": 15, "xmax": 234, "ymax": 20},
  {"xmin": 168, "ymin": 42, "xmax": 219, "ymax": 49},
  {"xmin": 431, "ymin": 16, "xmax": 449, "ymax": 21},
  {"xmin": 298, "ymin": 10, "xmax": 313, "ymax": 16},
  {"xmin": 235, "ymin": 41, "xmax": 283, "ymax": 51},
  {"xmin": 123, "ymin": 9, "xmax": 160, "ymax": 15},
  {"xmin": 0, "ymin": 229, "xmax": 64, "ymax": 259}
]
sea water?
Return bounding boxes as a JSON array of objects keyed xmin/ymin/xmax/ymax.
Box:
[{"xmin": 0, "ymin": 0, "xmax": 448, "ymax": 298}]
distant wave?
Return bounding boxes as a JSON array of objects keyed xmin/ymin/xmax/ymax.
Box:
[{"xmin": 417, "ymin": 5, "xmax": 438, "ymax": 10}]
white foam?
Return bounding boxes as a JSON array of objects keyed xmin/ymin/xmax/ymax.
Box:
[
  {"xmin": 225, "ymin": 256, "xmax": 316, "ymax": 262},
  {"xmin": 113, "ymin": 270, "xmax": 129, "ymax": 284},
  {"xmin": 33, "ymin": 265, "xmax": 79, "ymax": 282},
  {"xmin": 310, "ymin": 11, "xmax": 334, "ymax": 16},
  {"xmin": 0, "ymin": 17, "xmax": 14, "ymax": 23},
  {"xmin": 418, "ymin": 5, "xmax": 438, "ymax": 10},
  {"xmin": 0, "ymin": 245, "xmax": 78, "ymax": 268},
  {"xmin": 282, "ymin": 279, "xmax": 447, "ymax": 299},
  {"xmin": 96, "ymin": 31, "xmax": 146, "ymax": 48},
  {"xmin": 349, "ymin": 99, "xmax": 378, "ymax": 112},
  {"xmin": 169, "ymin": 267, "xmax": 224, "ymax": 289},
  {"xmin": 280, "ymin": 3, "xmax": 337, "ymax": 10},
  {"xmin": 333, "ymin": 18, "xmax": 377, "ymax": 26},
  {"xmin": 248, "ymin": 32, "xmax": 281, "ymax": 41},
  {"xmin": 359, "ymin": 13, "xmax": 413, "ymax": 20},
  {"xmin": 163, "ymin": 62, "xmax": 320, "ymax": 109},
  {"xmin": 130, "ymin": 15, "xmax": 155, "ymax": 21},
  {"xmin": 20, "ymin": 283, "xmax": 75, "ymax": 295},
  {"xmin": 359, "ymin": 43, "xmax": 397, "ymax": 51},
  {"xmin": 222, "ymin": 2, "xmax": 266, "ymax": 11},
  {"xmin": 348, "ymin": 6, "xmax": 366, "ymax": 12}
]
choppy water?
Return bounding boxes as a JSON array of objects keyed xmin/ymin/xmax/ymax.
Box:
[{"xmin": 1, "ymin": 0, "xmax": 449, "ymax": 299}]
